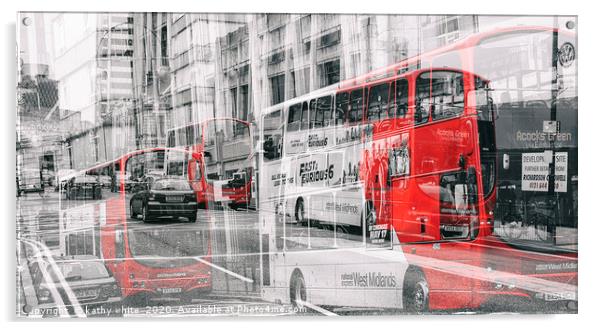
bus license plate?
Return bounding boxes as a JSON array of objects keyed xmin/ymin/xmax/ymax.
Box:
[{"xmin": 160, "ymin": 287, "xmax": 182, "ymax": 294}]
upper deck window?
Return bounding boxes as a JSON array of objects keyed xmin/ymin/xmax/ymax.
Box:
[
  {"xmin": 394, "ymin": 78, "xmax": 409, "ymax": 118},
  {"xmin": 335, "ymin": 92, "xmax": 349, "ymax": 125},
  {"xmin": 415, "ymin": 70, "xmax": 465, "ymax": 124},
  {"xmin": 348, "ymin": 89, "xmax": 364, "ymax": 124},
  {"xmin": 287, "ymin": 103, "xmax": 302, "ymax": 131},
  {"xmin": 367, "ymin": 83, "xmax": 390, "ymax": 123}
]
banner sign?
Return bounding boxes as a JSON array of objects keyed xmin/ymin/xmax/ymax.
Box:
[{"xmin": 521, "ymin": 152, "xmax": 568, "ymax": 192}]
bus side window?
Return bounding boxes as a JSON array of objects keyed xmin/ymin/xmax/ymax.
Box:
[
  {"xmin": 300, "ymin": 101, "xmax": 309, "ymax": 130},
  {"xmin": 335, "ymin": 92, "xmax": 348, "ymax": 125},
  {"xmin": 431, "ymin": 70, "xmax": 465, "ymax": 121},
  {"xmin": 309, "ymin": 99, "xmax": 320, "ymax": 129},
  {"xmin": 315, "ymin": 99, "xmax": 324, "ymax": 128},
  {"xmin": 287, "ymin": 103, "xmax": 302, "ymax": 132},
  {"xmin": 263, "ymin": 110, "xmax": 284, "ymax": 161},
  {"xmin": 349, "ymin": 89, "xmax": 364, "ymax": 124},
  {"xmin": 395, "ymin": 78, "xmax": 409, "ymax": 118},
  {"xmin": 367, "ymin": 83, "xmax": 390, "ymax": 122},
  {"xmin": 415, "ymin": 72, "xmax": 431, "ymax": 124},
  {"xmin": 319, "ymin": 95, "xmax": 333, "ymax": 127}
]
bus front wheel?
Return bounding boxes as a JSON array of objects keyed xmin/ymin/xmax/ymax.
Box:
[
  {"xmin": 403, "ymin": 268, "xmax": 429, "ymax": 312},
  {"xmin": 289, "ymin": 270, "xmax": 307, "ymax": 309}
]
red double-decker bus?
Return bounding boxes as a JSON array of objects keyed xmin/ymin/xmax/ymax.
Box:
[
  {"xmin": 259, "ymin": 25, "xmax": 577, "ymax": 312},
  {"xmin": 62, "ymin": 148, "xmax": 213, "ymax": 304},
  {"xmin": 166, "ymin": 118, "xmax": 254, "ymax": 210}
]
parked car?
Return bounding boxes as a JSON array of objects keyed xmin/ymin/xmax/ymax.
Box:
[
  {"xmin": 65, "ymin": 175, "xmax": 102, "ymax": 200},
  {"xmin": 129, "ymin": 177, "xmax": 197, "ymax": 223},
  {"xmin": 29, "ymin": 255, "xmax": 122, "ymax": 313}
]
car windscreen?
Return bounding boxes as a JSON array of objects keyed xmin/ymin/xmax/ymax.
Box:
[
  {"xmin": 50, "ymin": 261, "xmax": 109, "ymax": 282},
  {"xmin": 151, "ymin": 179, "xmax": 191, "ymax": 191}
]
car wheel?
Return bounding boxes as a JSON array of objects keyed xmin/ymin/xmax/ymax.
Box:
[
  {"xmin": 289, "ymin": 270, "xmax": 307, "ymax": 309},
  {"xmin": 403, "ymin": 268, "xmax": 429, "ymax": 312},
  {"xmin": 142, "ymin": 205, "xmax": 150, "ymax": 223},
  {"xmin": 130, "ymin": 202, "xmax": 137, "ymax": 219},
  {"xmin": 189, "ymin": 212, "xmax": 197, "ymax": 223}
]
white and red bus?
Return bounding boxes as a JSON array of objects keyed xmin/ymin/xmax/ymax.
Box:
[
  {"xmin": 166, "ymin": 118, "xmax": 254, "ymax": 209},
  {"xmin": 59, "ymin": 148, "xmax": 213, "ymax": 303},
  {"xmin": 258, "ymin": 26, "xmax": 577, "ymax": 312}
]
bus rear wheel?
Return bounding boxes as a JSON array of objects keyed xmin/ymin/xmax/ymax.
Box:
[
  {"xmin": 403, "ymin": 268, "xmax": 429, "ymax": 312},
  {"xmin": 289, "ymin": 270, "xmax": 307, "ymax": 309},
  {"xmin": 295, "ymin": 198, "xmax": 307, "ymax": 226}
]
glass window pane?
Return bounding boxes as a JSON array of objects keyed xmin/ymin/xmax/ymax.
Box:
[
  {"xmin": 395, "ymin": 79, "xmax": 409, "ymax": 118},
  {"xmin": 335, "ymin": 92, "xmax": 348, "ymax": 125},
  {"xmin": 349, "ymin": 89, "xmax": 364, "ymax": 124}
]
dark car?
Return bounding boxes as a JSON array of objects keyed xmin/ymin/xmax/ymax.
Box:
[
  {"xmin": 65, "ymin": 175, "xmax": 102, "ymax": 200},
  {"xmin": 130, "ymin": 177, "xmax": 197, "ymax": 223},
  {"xmin": 29, "ymin": 255, "xmax": 122, "ymax": 314}
]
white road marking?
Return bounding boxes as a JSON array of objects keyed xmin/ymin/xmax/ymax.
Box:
[
  {"xmin": 22, "ymin": 238, "xmax": 88, "ymax": 318},
  {"xmin": 193, "ymin": 257, "xmax": 254, "ymax": 283},
  {"xmin": 295, "ymin": 300, "xmax": 338, "ymax": 316}
]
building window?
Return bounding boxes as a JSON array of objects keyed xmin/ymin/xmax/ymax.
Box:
[
  {"xmin": 318, "ymin": 28, "xmax": 341, "ymax": 49},
  {"xmin": 436, "ymin": 16, "xmax": 461, "ymax": 46},
  {"xmin": 268, "ymin": 49, "xmax": 285, "ymax": 65},
  {"xmin": 270, "ymin": 74, "xmax": 285, "ymax": 105},
  {"xmin": 318, "ymin": 59, "xmax": 340, "ymax": 88}
]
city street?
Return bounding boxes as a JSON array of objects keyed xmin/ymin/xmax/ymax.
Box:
[
  {"xmin": 16, "ymin": 189, "xmax": 297, "ymax": 317},
  {"xmin": 16, "ymin": 187, "xmax": 577, "ymax": 317}
]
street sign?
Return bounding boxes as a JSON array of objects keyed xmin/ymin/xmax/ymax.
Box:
[{"xmin": 543, "ymin": 121, "xmax": 560, "ymax": 134}]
